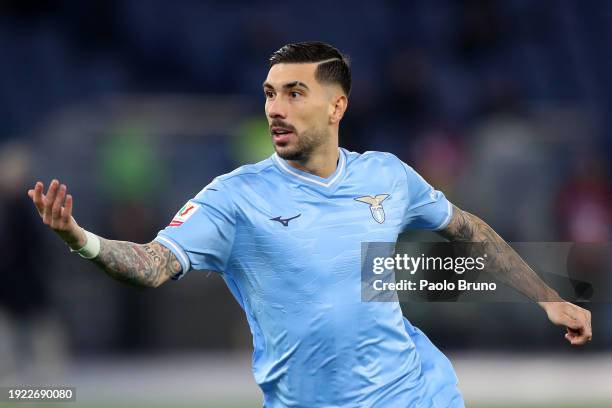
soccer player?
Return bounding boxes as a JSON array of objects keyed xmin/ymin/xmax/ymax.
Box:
[{"xmin": 28, "ymin": 42, "xmax": 592, "ymax": 407}]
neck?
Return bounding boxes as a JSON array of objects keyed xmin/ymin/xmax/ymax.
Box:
[{"xmin": 286, "ymin": 142, "xmax": 339, "ymax": 178}]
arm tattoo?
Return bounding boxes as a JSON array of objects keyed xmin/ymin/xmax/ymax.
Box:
[
  {"xmin": 438, "ymin": 205, "xmax": 562, "ymax": 303},
  {"xmin": 91, "ymin": 239, "xmax": 182, "ymax": 288}
]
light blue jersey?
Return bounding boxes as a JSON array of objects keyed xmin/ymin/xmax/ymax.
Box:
[{"xmin": 155, "ymin": 148, "xmax": 464, "ymax": 407}]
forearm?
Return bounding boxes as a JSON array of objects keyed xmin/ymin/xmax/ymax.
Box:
[
  {"xmin": 90, "ymin": 238, "xmax": 180, "ymax": 288},
  {"xmin": 439, "ymin": 206, "xmax": 563, "ymax": 304}
]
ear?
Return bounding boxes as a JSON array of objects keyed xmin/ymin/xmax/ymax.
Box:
[{"xmin": 329, "ymin": 94, "xmax": 348, "ymax": 125}]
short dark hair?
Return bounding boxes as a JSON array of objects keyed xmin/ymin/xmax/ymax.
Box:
[{"xmin": 269, "ymin": 41, "xmax": 351, "ymax": 97}]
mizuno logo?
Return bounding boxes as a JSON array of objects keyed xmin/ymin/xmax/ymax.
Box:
[
  {"xmin": 270, "ymin": 214, "xmax": 301, "ymax": 227},
  {"xmin": 355, "ymin": 194, "xmax": 390, "ymax": 224}
]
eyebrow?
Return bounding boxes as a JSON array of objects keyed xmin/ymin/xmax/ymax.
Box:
[{"xmin": 262, "ymin": 81, "xmax": 310, "ymax": 91}]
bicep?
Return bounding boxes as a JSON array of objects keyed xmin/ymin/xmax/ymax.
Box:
[{"xmin": 398, "ymin": 160, "xmax": 453, "ymax": 231}]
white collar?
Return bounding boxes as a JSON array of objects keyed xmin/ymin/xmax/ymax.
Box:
[{"xmin": 273, "ymin": 148, "xmax": 346, "ymax": 188}]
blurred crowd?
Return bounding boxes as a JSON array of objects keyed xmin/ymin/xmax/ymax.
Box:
[{"xmin": 0, "ymin": 0, "xmax": 611, "ymax": 367}]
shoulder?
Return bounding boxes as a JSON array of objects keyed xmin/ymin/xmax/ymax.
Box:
[
  {"xmin": 203, "ymin": 156, "xmax": 276, "ymax": 188},
  {"xmin": 216, "ymin": 157, "xmax": 276, "ymax": 184},
  {"xmin": 343, "ymin": 148, "xmax": 406, "ymax": 172},
  {"xmin": 191, "ymin": 156, "xmax": 277, "ymax": 203}
]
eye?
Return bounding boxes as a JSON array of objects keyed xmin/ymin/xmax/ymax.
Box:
[
  {"xmin": 264, "ymin": 90, "xmax": 275, "ymax": 99},
  {"xmin": 290, "ymin": 91, "xmax": 301, "ymax": 98}
]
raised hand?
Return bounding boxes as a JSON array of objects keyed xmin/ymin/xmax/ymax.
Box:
[
  {"xmin": 27, "ymin": 179, "xmax": 86, "ymax": 249},
  {"xmin": 27, "ymin": 179, "xmax": 179, "ymax": 287}
]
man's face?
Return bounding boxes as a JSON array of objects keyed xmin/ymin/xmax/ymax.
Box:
[{"xmin": 263, "ymin": 62, "xmax": 334, "ymax": 161}]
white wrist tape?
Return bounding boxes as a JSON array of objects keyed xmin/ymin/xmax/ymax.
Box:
[{"xmin": 70, "ymin": 229, "xmax": 101, "ymax": 259}]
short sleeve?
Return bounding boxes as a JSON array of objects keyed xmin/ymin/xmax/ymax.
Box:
[
  {"xmin": 154, "ymin": 179, "xmax": 236, "ymax": 280},
  {"xmin": 400, "ymin": 161, "xmax": 453, "ymax": 232}
]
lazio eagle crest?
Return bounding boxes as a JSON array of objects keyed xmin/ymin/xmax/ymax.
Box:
[{"xmin": 354, "ymin": 194, "xmax": 390, "ymax": 224}]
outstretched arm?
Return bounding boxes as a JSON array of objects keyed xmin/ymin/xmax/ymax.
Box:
[
  {"xmin": 28, "ymin": 179, "xmax": 181, "ymax": 288},
  {"xmin": 438, "ymin": 205, "xmax": 592, "ymax": 346},
  {"xmin": 91, "ymin": 239, "xmax": 181, "ymax": 287}
]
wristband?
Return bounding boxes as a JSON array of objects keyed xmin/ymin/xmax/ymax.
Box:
[{"xmin": 69, "ymin": 229, "xmax": 101, "ymax": 259}]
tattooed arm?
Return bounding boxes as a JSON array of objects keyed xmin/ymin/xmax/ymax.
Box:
[
  {"xmin": 28, "ymin": 179, "xmax": 181, "ymax": 288},
  {"xmin": 438, "ymin": 205, "xmax": 561, "ymax": 303},
  {"xmin": 437, "ymin": 205, "xmax": 592, "ymax": 345},
  {"xmin": 91, "ymin": 239, "xmax": 181, "ymax": 287}
]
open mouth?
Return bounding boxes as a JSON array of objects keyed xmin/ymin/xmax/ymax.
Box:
[{"xmin": 271, "ymin": 127, "xmax": 295, "ymax": 144}]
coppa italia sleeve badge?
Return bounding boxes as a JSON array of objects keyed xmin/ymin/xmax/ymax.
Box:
[{"xmin": 169, "ymin": 201, "xmax": 201, "ymax": 227}]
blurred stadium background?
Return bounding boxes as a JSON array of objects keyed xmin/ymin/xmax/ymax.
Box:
[{"xmin": 0, "ymin": 0, "xmax": 611, "ymax": 407}]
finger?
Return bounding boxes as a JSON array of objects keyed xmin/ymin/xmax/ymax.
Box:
[
  {"xmin": 584, "ymin": 320, "xmax": 593, "ymax": 341},
  {"xmin": 61, "ymin": 194, "xmax": 73, "ymax": 222},
  {"xmin": 43, "ymin": 180, "xmax": 59, "ymax": 224},
  {"xmin": 32, "ymin": 182, "xmax": 46, "ymax": 215},
  {"xmin": 566, "ymin": 323, "xmax": 590, "ymax": 346},
  {"xmin": 33, "ymin": 181, "xmax": 43, "ymax": 199},
  {"xmin": 565, "ymin": 330, "xmax": 581, "ymax": 345},
  {"xmin": 51, "ymin": 184, "xmax": 66, "ymax": 222},
  {"xmin": 571, "ymin": 311, "xmax": 591, "ymax": 334},
  {"xmin": 571, "ymin": 334, "xmax": 590, "ymax": 346}
]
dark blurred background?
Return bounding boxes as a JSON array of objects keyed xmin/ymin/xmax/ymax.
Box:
[{"xmin": 0, "ymin": 0, "xmax": 611, "ymax": 405}]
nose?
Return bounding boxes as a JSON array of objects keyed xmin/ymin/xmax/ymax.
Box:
[{"xmin": 266, "ymin": 97, "xmax": 287, "ymax": 120}]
